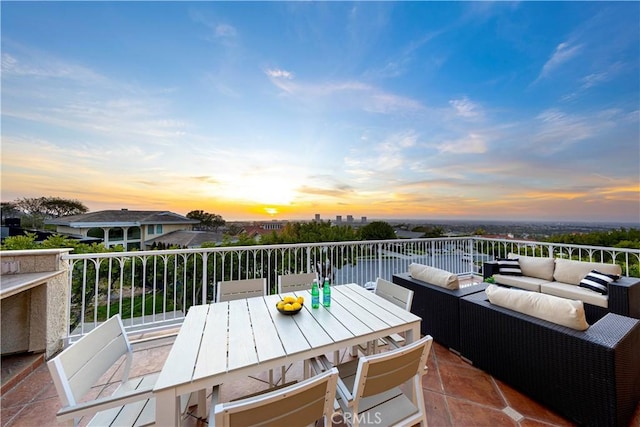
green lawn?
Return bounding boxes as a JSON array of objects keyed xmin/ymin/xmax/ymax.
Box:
[{"xmin": 94, "ymin": 292, "xmax": 178, "ymax": 320}]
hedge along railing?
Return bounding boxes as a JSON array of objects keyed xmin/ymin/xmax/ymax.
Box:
[{"xmin": 61, "ymin": 237, "xmax": 640, "ymax": 343}]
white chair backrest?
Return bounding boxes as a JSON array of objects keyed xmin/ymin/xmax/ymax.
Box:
[
  {"xmin": 47, "ymin": 315, "xmax": 132, "ymax": 407},
  {"xmin": 213, "ymin": 367, "xmax": 339, "ymax": 427},
  {"xmin": 353, "ymin": 334, "xmax": 432, "ymax": 400},
  {"xmin": 277, "ymin": 272, "xmax": 318, "ymax": 293},
  {"xmin": 217, "ymin": 278, "xmax": 267, "ymax": 302},
  {"xmin": 375, "ymin": 277, "xmax": 414, "ymax": 311}
]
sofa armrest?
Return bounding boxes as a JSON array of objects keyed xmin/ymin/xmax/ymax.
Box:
[
  {"xmin": 392, "ymin": 272, "xmax": 486, "ymax": 352},
  {"xmin": 608, "ymin": 276, "xmax": 640, "ymax": 319},
  {"xmin": 482, "ymin": 262, "xmax": 500, "ymax": 280}
]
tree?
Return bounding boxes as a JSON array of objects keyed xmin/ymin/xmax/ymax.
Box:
[
  {"xmin": 359, "ymin": 221, "xmax": 396, "ymax": 240},
  {"xmin": 186, "ymin": 210, "xmax": 225, "ymax": 230},
  {"xmin": 412, "ymin": 225, "xmax": 444, "ymax": 238},
  {"xmin": 41, "ymin": 197, "xmax": 88, "ymax": 217},
  {"xmin": 12, "ymin": 196, "xmax": 88, "ymax": 229}
]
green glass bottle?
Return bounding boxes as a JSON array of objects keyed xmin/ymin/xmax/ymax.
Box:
[
  {"xmin": 322, "ymin": 277, "xmax": 331, "ymax": 307},
  {"xmin": 311, "ymin": 279, "xmax": 320, "ymax": 308}
]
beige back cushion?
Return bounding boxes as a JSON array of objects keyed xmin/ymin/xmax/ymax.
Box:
[
  {"xmin": 485, "ymin": 284, "xmax": 589, "ymax": 331},
  {"xmin": 553, "ymin": 258, "xmax": 622, "ymax": 286},
  {"xmin": 408, "ymin": 263, "xmax": 459, "ymax": 290},
  {"xmin": 508, "ymin": 253, "xmax": 555, "ymax": 281}
]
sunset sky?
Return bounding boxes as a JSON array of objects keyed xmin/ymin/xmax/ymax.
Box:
[{"xmin": 2, "ymin": 2, "xmax": 639, "ymax": 223}]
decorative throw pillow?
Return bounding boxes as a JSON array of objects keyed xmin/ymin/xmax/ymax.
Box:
[
  {"xmin": 497, "ymin": 258, "xmax": 522, "ymax": 276},
  {"xmin": 485, "ymin": 284, "xmax": 589, "ymax": 331},
  {"xmin": 408, "ymin": 263, "xmax": 459, "ymax": 290},
  {"xmin": 578, "ymin": 270, "xmax": 620, "ymax": 295}
]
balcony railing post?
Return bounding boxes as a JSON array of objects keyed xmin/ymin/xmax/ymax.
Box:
[{"xmin": 377, "ymin": 242, "xmax": 383, "ymax": 279}]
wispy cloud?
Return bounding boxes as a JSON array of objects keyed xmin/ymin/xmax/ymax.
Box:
[
  {"xmin": 2, "ymin": 48, "xmax": 187, "ymax": 145},
  {"xmin": 265, "ymin": 68, "xmax": 294, "ymax": 79},
  {"xmin": 436, "ymin": 133, "xmax": 488, "ymax": 154},
  {"xmin": 534, "ymin": 41, "xmax": 584, "ymax": 83},
  {"xmin": 265, "ymin": 69, "xmax": 424, "ymax": 114},
  {"xmin": 531, "ymin": 109, "xmax": 600, "ymax": 154},
  {"xmin": 449, "ymin": 97, "xmax": 482, "ymax": 119}
]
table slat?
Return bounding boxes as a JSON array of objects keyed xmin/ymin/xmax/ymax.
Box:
[
  {"xmin": 266, "ymin": 294, "xmax": 312, "ymax": 355},
  {"xmin": 227, "ymin": 299, "xmax": 259, "ymax": 370},
  {"xmin": 155, "ymin": 305, "xmax": 209, "ymax": 390},
  {"xmin": 247, "ymin": 297, "xmax": 286, "ymax": 362},
  {"xmin": 193, "ymin": 302, "xmax": 230, "ymax": 380}
]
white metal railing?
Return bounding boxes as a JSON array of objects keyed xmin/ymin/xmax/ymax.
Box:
[{"xmin": 61, "ymin": 237, "xmax": 640, "ymax": 342}]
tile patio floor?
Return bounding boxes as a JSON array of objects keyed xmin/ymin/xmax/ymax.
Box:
[{"xmin": 3, "ymin": 335, "xmax": 639, "ymax": 427}]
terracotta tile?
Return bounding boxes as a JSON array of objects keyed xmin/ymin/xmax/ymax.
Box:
[
  {"xmin": 130, "ymin": 345, "xmax": 171, "ymax": 377},
  {"xmin": 5, "ymin": 396, "xmax": 66, "ymax": 426},
  {"xmin": 1, "ymin": 404, "xmax": 24, "ymax": 427},
  {"xmin": 446, "ymin": 396, "xmax": 517, "ymax": 426},
  {"xmin": 422, "ymin": 343, "xmax": 445, "ymax": 393},
  {"xmin": 423, "ymin": 388, "xmax": 452, "ymax": 426},
  {"xmin": 438, "ymin": 361, "xmax": 505, "ymax": 408},
  {"xmin": 431, "ymin": 343, "xmax": 463, "ymax": 366},
  {"xmin": 36, "ymin": 382, "xmax": 60, "ymax": 401},
  {"xmin": 495, "ymin": 378, "xmax": 574, "ymax": 426},
  {"xmin": 1, "ymin": 366, "xmax": 61, "ymax": 410}
]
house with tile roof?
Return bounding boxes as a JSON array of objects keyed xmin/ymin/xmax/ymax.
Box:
[{"xmin": 45, "ymin": 209, "xmax": 199, "ymax": 250}]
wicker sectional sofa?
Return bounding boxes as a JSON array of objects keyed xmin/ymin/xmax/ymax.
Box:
[
  {"xmin": 460, "ymin": 290, "xmax": 640, "ymax": 426},
  {"xmin": 486, "ymin": 255, "xmax": 640, "ymax": 323}
]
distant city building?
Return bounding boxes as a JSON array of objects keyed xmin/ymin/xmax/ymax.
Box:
[
  {"xmin": 361, "ymin": 216, "xmax": 367, "ymax": 223},
  {"xmin": 335, "ymin": 215, "xmax": 342, "ymax": 224},
  {"xmin": 314, "ymin": 214, "xmax": 321, "ymax": 222},
  {"xmin": 346, "ymin": 215, "xmax": 353, "ymax": 223}
]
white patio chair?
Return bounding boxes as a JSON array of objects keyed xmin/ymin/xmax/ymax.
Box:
[
  {"xmin": 210, "ymin": 367, "xmax": 339, "ymax": 427},
  {"xmin": 277, "ymin": 272, "xmax": 318, "ymax": 293},
  {"xmin": 47, "ymin": 314, "xmax": 190, "ymax": 427},
  {"xmin": 354, "ymin": 277, "xmax": 414, "ymax": 355},
  {"xmin": 217, "ymin": 278, "xmax": 267, "ymax": 302},
  {"xmin": 319, "ymin": 334, "xmax": 433, "ymax": 427}
]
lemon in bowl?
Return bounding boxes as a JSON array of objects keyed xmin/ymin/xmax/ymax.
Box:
[{"xmin": 276, "ymin": 295, "xmax": 304, "ymax": 315}]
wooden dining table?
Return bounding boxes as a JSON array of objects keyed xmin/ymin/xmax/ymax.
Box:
[{"xmin": 153, "ymin": 283, "xmax": 422, "ymax": 425}]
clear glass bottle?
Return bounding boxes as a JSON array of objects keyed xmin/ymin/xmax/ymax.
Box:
[
  {"xmin": 322, "ymin": 277, "xmax": 331, "ymax": 307},
  {"xmin": 311, "ymin": 279, "xmax": 320, "ymax": 308}
]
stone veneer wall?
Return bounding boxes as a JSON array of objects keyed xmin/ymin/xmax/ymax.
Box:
[{"xmin": 1, "ymin": 249, "xmax": 71, "ymax": 358}]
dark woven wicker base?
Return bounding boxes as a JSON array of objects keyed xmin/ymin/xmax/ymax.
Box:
[
  {"xmin": 460, "ymin": 291, "xmax": 640, "ymax": 427},
  {"xmin": 392, "ymin": 272, "xmax": 486, "ymax": 352}
]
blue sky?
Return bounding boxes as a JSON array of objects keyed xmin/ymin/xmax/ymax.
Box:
[{"xmin": 2, "ymin": 1, "xmax": 639, "ymax": 223}]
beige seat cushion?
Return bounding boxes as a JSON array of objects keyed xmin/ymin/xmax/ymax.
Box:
[
  {"xmin": 493, "ymin": 274, "xmax": 549, "ymax": 292},
  {"xmin": 408, "ymin": 263, "xmax": 459, "ymax": 290},
  {"xmin": 541, "ymin": 282, "xmax": 608, "ymax": 308},
  {"xmin": 508, "ymin": 253, "xmax": 555, "ymax": 281},
  {"xmin": 553, "ymin": 258, "xmax": 622, "ymax": 286},
  {"xmin": 485, "ymin": 284, "xmax": 589, "ymax": 331}
]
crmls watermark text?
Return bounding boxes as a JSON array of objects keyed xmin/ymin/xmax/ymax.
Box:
[{"xmin": 331, "ymin": 411, "xmax": 383, "ymax": 425}]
